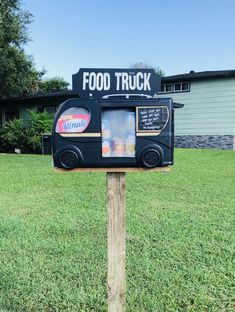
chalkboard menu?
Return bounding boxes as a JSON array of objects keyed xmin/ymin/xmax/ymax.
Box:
[{"xmin": 136, "ymin": 106, "xmax": 169, "ymax": 132}]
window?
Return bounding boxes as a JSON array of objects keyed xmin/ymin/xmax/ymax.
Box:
[
  {"xmin": 44, "ymin": 106, "xmax": 58, "ymax": 114},
  {"xmin": 165, "ymin": 84, "xmax": 172, "ymax": 92},
  {"xmin": 37, "ymin": 107, "xmax": 44, "ymax": 113},
  {"xmin": 182, "ymin": 82, "xmax": 190, "ymax": 91},
  {"xmin": 174, "ymin": 83, "xmax": 181, "ymax": 92},
  {"xmin": 5, "ymin": 111, "xmax": 19, "ymax": 122},
  {"xmin": 160, "ymin": 83, "xmax": 173, "ymax": 93},
  {"xmin": 102, "ymin": 109, "xmax": 136, "ymax": 157},
  {"xmin": 159, "ymin": 82, "xmax": 190, "ymax": 94},
  {"xmin": 173, "ymin": 82, "xmax": 190, "ymax": 92},
  {"xmin": 37, "ymin": 106, "xmax": 58, "ymax": 114}
]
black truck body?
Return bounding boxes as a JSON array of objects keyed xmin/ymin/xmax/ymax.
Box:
[{"xmin": 52, "ymin": 98, "xmax": 174, "ymax": 169}]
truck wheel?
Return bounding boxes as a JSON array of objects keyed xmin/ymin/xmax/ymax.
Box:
[
  {"xmin": 60, "ymin": 150, "xmax": 79, "ymax": 169},
  {"xmin": 141, "ymin": 149, "xmax": 161, "ymax": 168}
]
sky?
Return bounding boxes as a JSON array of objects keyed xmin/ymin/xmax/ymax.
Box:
[{"xmin": 23, "ymin": 0, "xmax": 235, "ymax": 86}]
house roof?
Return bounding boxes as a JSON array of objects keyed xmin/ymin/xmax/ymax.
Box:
[
  {"xmin": 162, "ymin": 70, "xmax": 235, "ymax": 83},
  {"xmin": 0, "ymin": 90, "xmax": 183, "ymax": 107},
  {"xmin": 0, "ymin": 90, "xmax": 79, "ymax": 104}
]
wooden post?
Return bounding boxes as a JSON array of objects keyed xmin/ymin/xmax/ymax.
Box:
[{"xmin": 107, "ymin": 172, "xmax": 126, "ymax": 312}]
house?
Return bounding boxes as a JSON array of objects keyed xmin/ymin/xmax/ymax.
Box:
[
  {"xmin": 0, "ymin": 90, "xmax": 79, "ymax": 128},
  {"xmin": 159, "ymin": 70, "xmax": 235, "ymax": 150},
  {"xmin": 1, "ymin": 69, "xmax": 235, "ymax": 150}
]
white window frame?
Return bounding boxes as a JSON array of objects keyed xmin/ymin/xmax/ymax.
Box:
[
  {"xmin": 159, "ymin": 81, "xmax": 190, "ymax": 94},
  {"xmin": 173, "ymin": 82, "xmax": 190, "ymax": 92},
  {"xmin": 159, "ymin": 83, "xmax": 173, "ymax": 94}
]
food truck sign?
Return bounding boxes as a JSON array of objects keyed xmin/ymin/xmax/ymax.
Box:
[{"xmin": 72, "ymin": 68, "xmax": 161, "ymax": 98}]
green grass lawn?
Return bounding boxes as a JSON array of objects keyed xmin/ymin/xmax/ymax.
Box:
[{"xmin": 0, "ymin": 149, "xmax": 234, "ymax": 311}]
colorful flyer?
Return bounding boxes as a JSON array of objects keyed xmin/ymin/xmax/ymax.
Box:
[{"xmin": 102, "ymin": 109, "xmax": 136, "ymax": 157}]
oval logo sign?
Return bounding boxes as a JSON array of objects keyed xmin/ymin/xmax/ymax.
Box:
[{"xmin": 57, "ymin": 114, "xmax": 90, "ymax": 133}]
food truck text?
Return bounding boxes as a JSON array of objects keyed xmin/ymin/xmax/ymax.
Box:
[{"xmin": 82, "ymin": 72, "xmax": 151, "ymax": 92}]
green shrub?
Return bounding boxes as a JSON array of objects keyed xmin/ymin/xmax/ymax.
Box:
[
  {"xmin": 0, "ymin": 119, "xmax": 29, "ymax": 153},
  {"xmin": 27, "ymin": 109, "xmax": 53, "ymax": 153},
  {"xmin": 0, "ymin": 109, "xmax": 53, "ymax": 154}
]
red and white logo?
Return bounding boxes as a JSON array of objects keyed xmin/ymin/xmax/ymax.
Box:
[{"xmin": 57, "ymin": 114, "xmax": 90, "ymax": 133}]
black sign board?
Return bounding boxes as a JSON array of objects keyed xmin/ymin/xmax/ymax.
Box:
[
  {"xmin": 72, "ymin": 68, "xmax": 161, "ymax": 98},
  {"xmin": 136, "ymin": 106, "xmax": 169, "ymax": 132}
]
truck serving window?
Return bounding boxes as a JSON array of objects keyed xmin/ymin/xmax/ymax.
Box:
[
  {"xmin": 102, "ymin": 108, "xmax": 136, "ymax": 157},
  {"xmin": 56, "ymin": 107, "xmax": 91, "ymax": 133}
]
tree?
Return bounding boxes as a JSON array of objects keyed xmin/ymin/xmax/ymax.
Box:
[
  {"xmin": 0, "ymin": 0, "xmax": 44, "ymax": 97},
  {"xmin": 38, "ymin": 77, "xmax": 70, "ymax": 93},
  {"xmin": 130, "ymin": 62, "xmax": 165, "ymax": 77}
]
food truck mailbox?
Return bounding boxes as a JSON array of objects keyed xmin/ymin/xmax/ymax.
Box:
[{"xmin": 52, "ymin": 98, "xmax": 174, "ymax": 169}]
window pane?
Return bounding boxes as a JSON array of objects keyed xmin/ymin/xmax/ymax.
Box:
[
  {"xmin": 182, "ymin": 82, "xmax": 189, "ymax": 91},
  {"xmin": 56, "ymin": 107, "xmax": 91, "ymax": 133},
  {"xmin": 5, "ymin": 112, "xmax": 17, "ymax": 122},
  {"xmin": 174, "ymin": 83, "xmax": 181, "ymax": 91},
  {"xmin": 44, "ymin": 106, "xmax": 57, "ymax": 114},
  {"xmin": 37, "ymin": 107, "xmax": 44, "ymax": 113},
  {"xmin": 166, "ymin": 84, "xmax": 172, "ymax": 92},
  {"xmin": 102, "ymin": 109, "xmax": 136, "ymax": 157}
]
